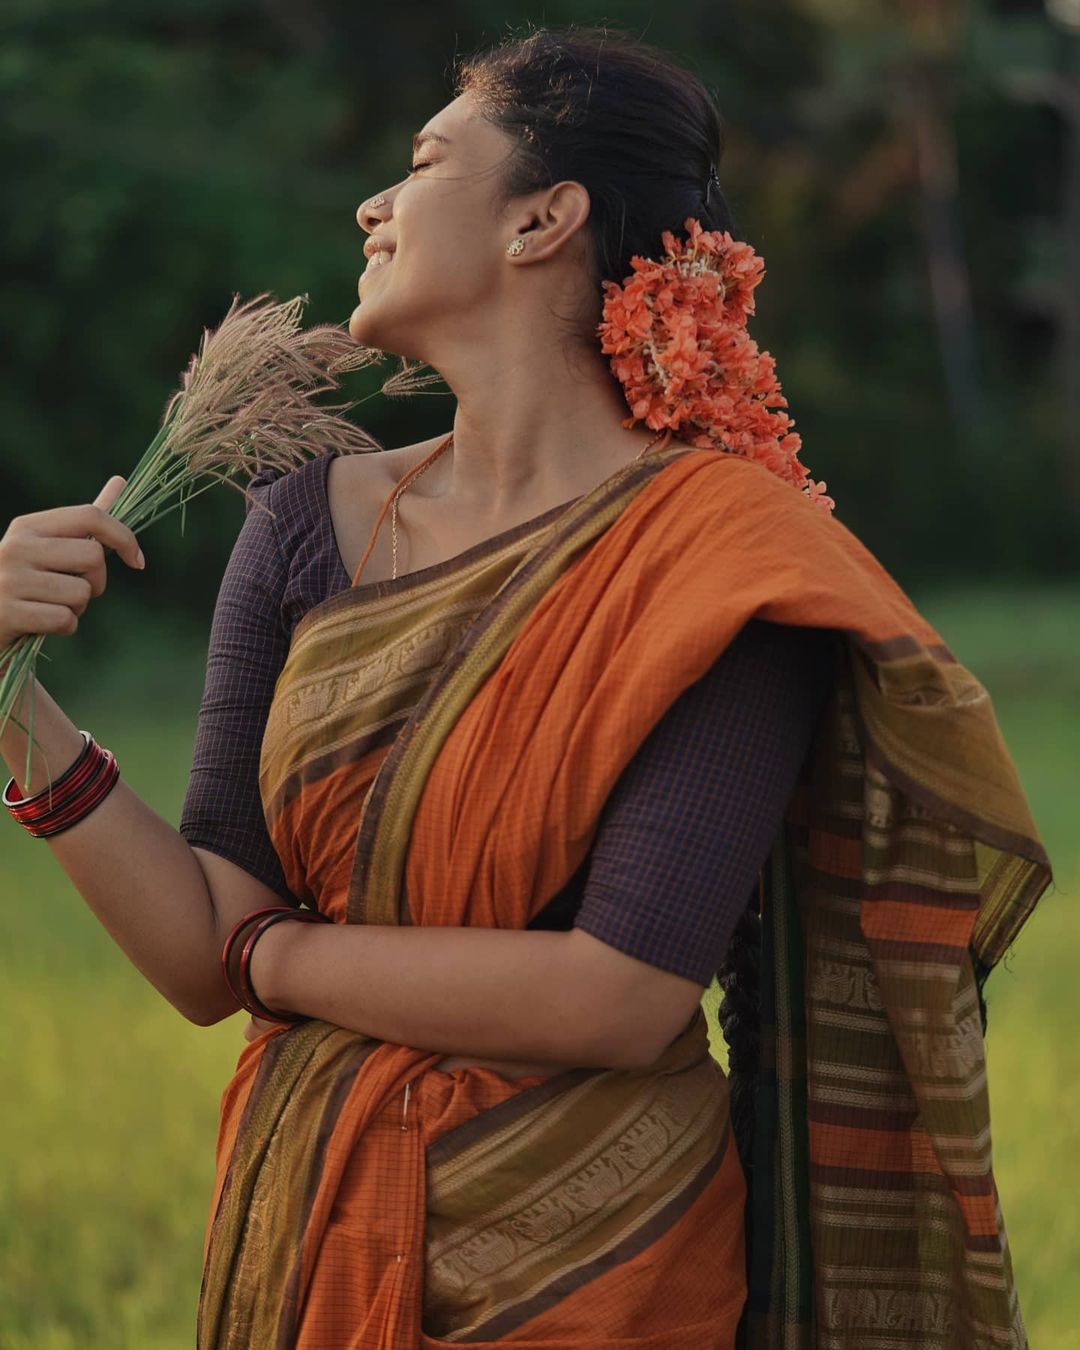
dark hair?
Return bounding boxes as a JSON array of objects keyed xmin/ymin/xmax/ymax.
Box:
[
  {"xmin": 454, "ymin": 24, "xmax": 737, "ymax": 324},
  {"xmin": 457, "ymin": 24, "xmax": 760, "ymax": 1177},
  {"xmin": 716, "ymin": 891, "xmax": 762, "ymax": 1183}
]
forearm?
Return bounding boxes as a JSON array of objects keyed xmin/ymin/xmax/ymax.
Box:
[
  {"xmin": 259, "ymin": 922, "xmax": 653, "ymax": 1069},
  {"xmin": 2, "ymin": 679, "xmax": 226, "ymax": 1022}
]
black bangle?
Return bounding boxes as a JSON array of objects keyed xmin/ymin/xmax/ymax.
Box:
[
  {"xmin": 237, "ymin": 908, "xmax": 331, "ymax": 1023},
  {"xmin": 3, "ymin": 729, "xmax": 92, "ymax": 809}
]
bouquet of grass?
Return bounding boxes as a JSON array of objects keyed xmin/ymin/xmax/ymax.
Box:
[{"xmin": 0, "ymin": 293, "xmax": 389, "ymax": 787}]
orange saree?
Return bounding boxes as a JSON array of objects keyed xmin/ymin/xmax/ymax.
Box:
[{"xmin": 199, "ymin": 442, "xmax": 1049, "ymax": 1348}]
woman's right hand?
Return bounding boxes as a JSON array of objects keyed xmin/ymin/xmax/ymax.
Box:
[{"xmin": 0, "ymin": 475, "xmax": 146, "ymax": 649}]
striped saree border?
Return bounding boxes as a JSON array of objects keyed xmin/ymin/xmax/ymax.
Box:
[
  {"xmin": 421, "ymin": 1009, "xmax": 728, "ymax": 1341},
  {"xmin": 259, "ymin": 511, "xmax": 571, "ymax": 824},
  {"xmin": 764, "ymin": 664, "xmax": 1037, "ymax": 1348},
  {"xmin": 346, "ymin": 441, "xmax": 697, "ymax": 926},
  {"xmin": 198, "ymin": 1025, "xmax": 382, "ymax": 1348}
]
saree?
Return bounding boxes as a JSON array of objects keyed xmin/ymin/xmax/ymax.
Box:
[{"xmin": 199, "ymin": 442, "xmax": 1050, "ymax": 1348}]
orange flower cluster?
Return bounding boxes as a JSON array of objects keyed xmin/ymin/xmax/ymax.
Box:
[{"xmin": 597, "ymin": 217, "xmax": 834, "ymax": 512}]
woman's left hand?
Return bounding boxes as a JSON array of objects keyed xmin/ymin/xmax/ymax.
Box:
[{"xmin": 243, "ymin": 1015, "xmax": 280, "ymax": 1041}]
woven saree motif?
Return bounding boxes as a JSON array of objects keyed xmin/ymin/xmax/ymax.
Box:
[{"xmin": 199, "ymin": 444, "xmax": 1049, "ymax": 1349}]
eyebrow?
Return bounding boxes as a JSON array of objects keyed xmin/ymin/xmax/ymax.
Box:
[{"xmin": 412, "ymin": 130, "xmax": 452, "ymax": 154}]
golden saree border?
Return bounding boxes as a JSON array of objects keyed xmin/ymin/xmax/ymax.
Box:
[
  {"xmin": 259, "ymin": 494, "xmax": 578, "ymax": 831},
  {"xmin": 422, "ymin": 1008, "xmax": 730, "ymax": 1340},
  {"xmin": 346, "ymin": 439, "xmax": 698, "ymax": 926},
  {"xmin": 198, "ymin": 1025, "xmax": 383, "ymax": 1347}
]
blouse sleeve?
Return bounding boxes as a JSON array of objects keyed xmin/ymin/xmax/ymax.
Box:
[
  {"xmin": 572, "ymin": 619, "xmax": 837, "ymax": 986},
  {"xmin": 178, "ymin": 469, "xmax": 297, "ymax": 903}
]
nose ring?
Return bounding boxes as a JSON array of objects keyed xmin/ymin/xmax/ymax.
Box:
[{"xmin": 368, "ymin": 195, "xmax": 386, "ymax": 208}]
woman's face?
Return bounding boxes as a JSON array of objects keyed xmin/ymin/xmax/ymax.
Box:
[{"xmin": 349, "ymin": 92, "xmax": 527, "ymax": 358}]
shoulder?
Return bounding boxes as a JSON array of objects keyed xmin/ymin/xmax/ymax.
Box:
[
  {"xmin": 323, "ymin": 433, "xmax": 451, "ymax": 497},
  {"xmin": 690, "ymin": 618, "xmax": 838, "ymax": 720},
  {"xmin": 322, "ymin": 432, "xmax": 454, "ymax": 581},
  {"xmin": 664, "ymin": 447, "xmax": 832, "ymax": 523},
  {"xmin": 240, "ymin": 452, "xmax": 359, "ymax": 563},
  {"xmin": 243, "ymin": 452, "xmax": 333, "ymax": 517}
]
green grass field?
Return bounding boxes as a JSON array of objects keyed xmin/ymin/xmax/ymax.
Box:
[{"xmin": 1, "ymin": 586, "xmax": 1076, "ymax": 1348}]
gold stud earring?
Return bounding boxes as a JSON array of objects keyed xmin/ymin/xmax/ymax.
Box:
[
  {"xmin": 505, "ymin": 238, "xmax": 525, "ymax": 256},
  {"xmin": 368, "ymin": 195, "xmax": 386, "ymax": 208}
]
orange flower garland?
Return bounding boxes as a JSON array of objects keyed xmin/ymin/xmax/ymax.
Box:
[{"xmin": 597, "ymin": 217, "xmax": 834, "ymax": 512}]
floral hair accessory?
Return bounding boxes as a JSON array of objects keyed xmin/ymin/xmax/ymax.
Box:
[{"xmin": 597, "ymin": 217, "xmax": 834, "ymax": 512}]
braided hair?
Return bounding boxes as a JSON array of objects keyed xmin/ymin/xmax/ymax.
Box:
[{"xmin": 716, "ymin": 880, "xmax": 763, "ymax": 1180}]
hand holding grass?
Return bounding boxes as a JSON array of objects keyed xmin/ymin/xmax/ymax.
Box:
[
  {"xmin": 0, "ymin": 475, "xmax": 144, "ymax": 652},
  {"xmin": 0, "ymin": 292, "xmax": 386, "ymax": 788}
]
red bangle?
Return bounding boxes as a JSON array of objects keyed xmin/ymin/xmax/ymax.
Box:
[
  {"xmin": 221, "ymin": 905, "xmax": 331, "ymax": 1024},
  {"xmin": 221, "ymin": 906, "xmax": 298, "ymax": 1007},
  {"xmin": 3, "ymin": 731, "xmax": 120, "ymax": 838}
]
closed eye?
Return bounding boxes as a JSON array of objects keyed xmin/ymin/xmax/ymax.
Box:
[{"xmin": 407, "ymin": 161, "xmax": 432, "ymax": 174}]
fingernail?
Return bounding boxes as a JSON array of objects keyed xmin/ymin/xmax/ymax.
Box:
[{"xmin": 135, "ymin": 549, "xmax": 146, "ymax": 569}]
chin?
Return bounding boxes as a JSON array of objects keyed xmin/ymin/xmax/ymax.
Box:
[
  {"xmin": 348, "ymin": 302, "xmax": 426, "ymax": 363},
  {"xmin": 348, "ymin": 302, "xmax": 380, "ymax": 346}
]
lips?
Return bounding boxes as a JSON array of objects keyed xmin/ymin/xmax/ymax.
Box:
[{"xmin": 360, "ymin": 248, "xmax": 394, "ymax": 289}]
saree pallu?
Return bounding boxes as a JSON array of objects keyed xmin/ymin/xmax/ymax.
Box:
[{"xmin": 199, "ymin": 444, "xmax": 1050, "ymax": 1349}]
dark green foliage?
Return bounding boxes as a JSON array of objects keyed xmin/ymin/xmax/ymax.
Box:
[{"xmin": 1, "ymin": 1, "xmax": 1075, "ymax": 654}]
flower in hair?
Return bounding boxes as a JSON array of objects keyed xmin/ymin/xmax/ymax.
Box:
[{"xmin": 597, "ymin": 217, "xmax": 834, "ymax": 512}]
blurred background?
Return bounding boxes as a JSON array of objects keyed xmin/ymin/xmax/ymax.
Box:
[{"xmin": 1, "ymin": 1, "xmax": 1077, "ymax": 1346}]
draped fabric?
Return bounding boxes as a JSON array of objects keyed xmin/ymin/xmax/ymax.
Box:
[{"xmin": 199, "ymin": 443, "xmax": 1050, "ymax": 1348}]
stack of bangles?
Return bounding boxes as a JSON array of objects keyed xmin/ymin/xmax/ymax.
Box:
[
  {"xmin": 3, "ymin": 730, "xmax": 327, "ymax": 1025},
  {"xmin": 221, "ymin": 905, "xmax": 331, "ymax": 1024},
  {"xmin": 3, "ymin": 730, "xmax": 120, "ymax": 837}
]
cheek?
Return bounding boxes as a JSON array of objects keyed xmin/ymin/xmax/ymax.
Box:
[{"xmin": 399, "ymin": 195, "xmax": 494, "ymax": 282}]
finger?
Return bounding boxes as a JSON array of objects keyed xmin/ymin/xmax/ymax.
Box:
[
  {"xmin": 14, "ymin": 570, "xmax": 93, "ymax": 616},
  {"xmin": 93, "ymin": 476, "xmax": 127, "ymax": 514},
  {"xmin": 243, "ymin": 1016, "xmax": 276, "ymax": 1042},
  {"xmin": 20, "ymin": 536, "xmax": 108, "ymax": 596},
  {"xmin": 19, "ymin": 499, "xmax": 144, "ymax": 571},
  {"xmin": 90, "ymin": 478, "xmax": 145, "ymax": 571},
  {"xmin": 4, "ymin": 598, "xmax": 81, "ymax": 638}
]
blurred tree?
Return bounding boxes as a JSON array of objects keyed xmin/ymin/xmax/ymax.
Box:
[
  {"xmin": 1002, "ymin": 1, "xmax": 1080, "ymax": 506},
  {"xmin": 792, "ymin": 0, "xmax": 985, "ymax": 445},
  {"xmin": 0, "ymin": 0, "xmax": 1073, "ymax": 656}
]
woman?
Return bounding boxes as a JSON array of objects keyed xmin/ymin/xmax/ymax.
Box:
[{"xmin": 0, "ymin": 25, "xmax": 1050, "ymax": 1350}]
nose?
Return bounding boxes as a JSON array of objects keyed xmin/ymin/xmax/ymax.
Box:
[{"xmin": 357, "ymin": 187, "xmax": 394, "ymax": 234}]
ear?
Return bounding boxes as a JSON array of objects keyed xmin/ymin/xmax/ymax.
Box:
[{"xmin": 508, "ymin": 180, "xmax": 592, "ymax": 264}]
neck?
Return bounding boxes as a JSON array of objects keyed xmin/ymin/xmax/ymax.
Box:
[{"xmin": 405, "ymin": 340, "xmax": 665, "ymax": 521}]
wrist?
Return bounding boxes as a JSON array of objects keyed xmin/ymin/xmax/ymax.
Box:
[{"xmin": 248, "ymin": 916, "xmax": 312, "ymax": 1016}]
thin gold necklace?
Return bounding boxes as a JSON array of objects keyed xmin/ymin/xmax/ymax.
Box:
[{"xmin": 349, "ymin": 427, "xmax": 672, "ymax": 588}]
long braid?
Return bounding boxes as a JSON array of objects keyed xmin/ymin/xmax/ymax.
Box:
[{"xmin": 716, "ymin": 874, "xmax": 763, "ymax": 1182}]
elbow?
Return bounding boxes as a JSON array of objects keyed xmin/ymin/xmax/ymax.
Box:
[
  {"xmin": 182, "ymin": 1001, "xmax": 234, "ymax": 1028},
  {"xmin": 587, "ymin": 1015, "xmax": 669, "ymax": 1072},
  {"xmin": 601, "ymin": 1032, "xmax": 667, "ymax": 1073},
  {"xmin": 587, "ymin": 1000, "xmax": 701, "ymax": 1073},
  {"xmin": 171, "ymin": 977, "xmax": 241, "ymax": 1027}
]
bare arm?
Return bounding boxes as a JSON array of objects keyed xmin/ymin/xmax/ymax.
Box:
[
  {"xmin": 0, "ymin": 479, "xmax": 278, "ymax": 1024},
  {"xmin": 251, "ymin": 920, "xmax": 704, "ymax": 1070}
]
